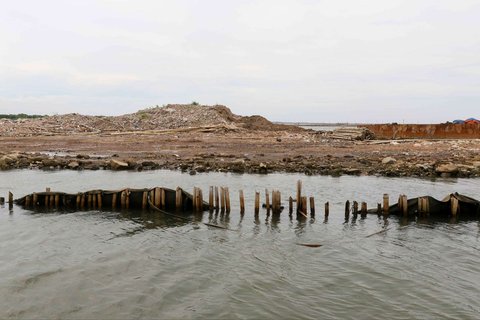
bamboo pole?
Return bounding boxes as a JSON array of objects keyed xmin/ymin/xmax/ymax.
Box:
[
  {"xmin": 239, "ymin": 190, "xmax": 245, "ymax": 214},
  {"xmin": 254, "ymin": 191, "xmax": 260, "ymax": 215}
]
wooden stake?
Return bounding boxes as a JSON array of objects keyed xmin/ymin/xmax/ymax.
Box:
[
  {"xmin": 254, "ymin": 191, "xmax": 260, "ymax": 215},
  {"xmin": 353, "ymin": 201, "xmax": 358, "ymax": 215},
  {"xmin": 8, "ymin": 191, "xmax": 14, "ymax": 204},
  {"xmin": 154, "ymin": 187, "xmax": 161, "ymax": 207},
  {"xmin": 80, "ymin": 194, "xmax": 86, "ymax": 210},
  {"xmin": 87, "ymin": 193, "xmax": 93, "ymax": 209},
  {"xmin": 225, "ymin": 187, "xmax": 230, "ymax": 214},
  {"xmin": 398, "ymin": 194, "xmax": 408, "ymax": 216},
  {"xmin": 377, "ymin": 203, "xmax": 381, "ymax": 215},
  {"xmin": 112, "ymin": 192, "xmax": 117, "ymax": 209},
  {"xmin": 176, "ymin": 187, "xmax": 182, "ymax": 210},
  {"xmin": 54, "ymin": 194, "xmax": 60, "ymax": 208},
  {"xmin": 451, "ymin": 195, "xmax": 459, "ymax": 216},
  {"xmin": 161, "ymin": 188, "xmax": 166, "ymax": 209},
  {"xmin": 289, "ymin": 196, "xmax": 293, "ymax": 215},
  {"xmin": 209, "ymin": 186, "xmax": 214, "ymax": 211},
  {"xmin": 125, "ymin": 189, "xmax": 130, "ymax": 209},
  {"xmin": 199, "ymin": 188, "xmax": 204, "ymax": 211},
  {"xmin": 33, "ymin": 193, "xmax": 38, "ymax": 207},
  {"xmin": 309, "ymin": 197, "xmax": 315, "ymax": 217},
  {"xmin": 361, "ymin": 202, "xmax": 367, "ymax": 217},
  {"xmin": 97, "ymin": 193, "xmax": 102, "ymax": 210},
  {"xmin": 265, "ymin": 189, "xmax": 270, "ymax": 214},
  {"xmin": 121, "ymin": 191, "xmax": 126, "ymax": 209},
  {"xmin": 142, "ymin": 190, "xmax": 148, "ymax": 209},
  {"xmin": 345, "ymin": 200, "xmax": 350, "ymax": 220},
  {"xmin": 296, "ymin": 180, "xmax": 302, "ymax": 213},
  {"xmin": 239, "ymin": 190, "xmax": 245, "ymax": 214},
  {"xmin": 383, "ymin": 194, "xmax": 389, "ymax": 215},
  {"xmin": 214, "ymin": 186, "xmax": 219, "ymax": 210},
  {"xmin": 301, "ymin": 197, "xmax": 308, "ymax": 216},
  {"xmin": 220, "ymin": 187, "xmax": 226, "ymax": 213},
  {"xmin": 46, "ymin": 187, "xmax": 51, "ymax": 192},
  {"xmin": 25, "ymin": 195, "xmax": 32, "ymax": 207},
  {"xmin": 325, "ymin": 201, "xmax": 329, "ymax": 218},
  {"xmin": 49, "ymin": 193, "xmax": 55, "ymax": 207}
]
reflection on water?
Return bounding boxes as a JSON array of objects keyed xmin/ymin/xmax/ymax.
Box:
[{"xmin": 0, "ymin": 170, "xmax": 480, "ymax": 319}]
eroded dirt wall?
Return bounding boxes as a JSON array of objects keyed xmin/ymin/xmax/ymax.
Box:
[{"xmin": 364, "ymin": 124, "xmax": 480, "ymax": 139}]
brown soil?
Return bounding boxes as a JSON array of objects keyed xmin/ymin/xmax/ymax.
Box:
[{"xmin": 1, "ymin": 104, "xmax": 480, "ymax": 177}]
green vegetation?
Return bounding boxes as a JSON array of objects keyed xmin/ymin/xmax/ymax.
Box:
[
  {"xmin": 191, "ymin": 101, "xmax": 200, "ymax": 106},
  {"xmin": 0, "ymin": 113, "xmax": 46, "ymax": 120}
]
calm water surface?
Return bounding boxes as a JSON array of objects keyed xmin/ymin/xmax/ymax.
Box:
[{"xmin": 0, "ymin": 170, "xmax": 479, "ymax": 319}]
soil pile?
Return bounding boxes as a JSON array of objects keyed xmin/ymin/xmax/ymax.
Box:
[{"xmin": 0, "ymin": 104, "xmax": 302, "ymax": 137}]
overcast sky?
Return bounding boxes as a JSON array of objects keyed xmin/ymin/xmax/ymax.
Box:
[{"xmin": 1, "ymin": 0, "xmax": 479, "ymax": 123}]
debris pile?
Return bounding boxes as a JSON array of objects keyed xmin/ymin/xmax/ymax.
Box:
[
  {"xmin": 0, "ymin": 104, "xmax": 302, "ymax": 137},
  {"xmin": 323, "ymin": 127, "xmax": 375, "ymax": 141}
]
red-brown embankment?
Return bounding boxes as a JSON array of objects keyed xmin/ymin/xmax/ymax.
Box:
[{"xmin": 364, "ymin": 123, "xmax": 480, "ymax": 139}]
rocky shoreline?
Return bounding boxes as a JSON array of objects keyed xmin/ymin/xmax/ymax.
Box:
[{"xmin": 1, "ymin": 146, "xmax": 479, "ymax": 178}]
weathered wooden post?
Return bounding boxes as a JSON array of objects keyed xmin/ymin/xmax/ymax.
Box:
[
  {"xmin": 239, "ymin": 190, "xmax": 245, "ymax": 214},
  {"xmin": 309, "ymin": 197, "xmax": 315, "ymax": 217},
  {"xmin": 296, "ymin": 180, "xmax": 302, "ymax": 214},
  {"xmin": 111, "ymin": 192, "xmax": 117, "ymax": 209},
  {"xmin": 220, "ymin": 187, "xmax": 226, "ymax": 213},
  {"xmin": 87, "ymin": 193, "xmax": 93, "ymax": 209},
  {"xmin": 199, "ymin": 188, "xmax": 204, "ymax": 211},
  {"xmin": 214, "ymin": 186, "xmax": 219, "ymax": 211},
  {"xmin": 125, "ymin": 189, "xmax": 130, "ymax": 209},
  {"xmin": 325, "ymin": 201, "xmax": 329, "ymax": 218},
  {"xmin": 265, "ymin": 189, "xmax": 270, "ymax": 214},
  {"xmin": 418, "ymin": 197, "xmax": 429, "ymax": 216},
  {"xmin": 80, "ymin": 193, "xmax": 86, "ymax": 210},
  {"xmin": 54, "ymin": 194, "xmax": 60, "ymax": 208},
  {"xmin": 254, "ymin": 191, "xmax": 260, "ymax": 215},
  {"xmin": 352, "ymin": 201, "xmax": 358, "ymax": 216},
  {"xmin": 120, "ymin": 191, "xmax": 126, "ymax": 209},
  {"xmin": 398, "ymin": 194, "xmax": 408, "ymax": 216},
  {"xmin": 377, "ymin": 203, "xmax": 381, "ymax": 215},
  {"xmin": 142, "ymin": 190, "xmax": 148, "ymax": 209},
  {"xmin": 383, "ymin": 194, "xmax": 389, "ymax": 216},
  {"xmin": 25, "ymin": 195, "xmax": 32, "ymax": 207},
  {"xmin": 450, "ymin": 194, "xmax": 459, "ymax": 216},
  {"xmin": 161, "ymin": 188, "xmax": 166, "ymax": 209},
  {"xmin": 154, "ymin": 187, "xmax": 161, "ymax": 207},
  {"xmin": 0, "ymin": 197, "xmax": 4, "ymax": 205},
  {"xmin": 176, "ymin": 187, "xmax": 182, "ymax": 210},
  {"xmin": 289, "ymin": 196, "xmax": 293, "ymax": 215},
  {"xmin": 345, "ymin": 200, "xmax": 350, "ymax": 220},
  {"xmin": 361, "ymin": 202, "xmax": 367, "ymax": 218},
  {"xmin": 33, "ymin": 193, "xmax": 38, "ymax": 207},
  {"xmin": 225, "ymin": 187, "xmax": 230, "ymax": 214},
  {"xmin": 8, "ymin": 191, "xmax": 14, "ymax": 205},
  {"xmin": 301, "ymin": 197, "xmax": 308, "ymax": 216},
  {"xmin": 97, "ymin": 193, "xmax": 102, "ymax": 210},
  {"xmin": 209, "ymin": 186, "xmax": 214, "ymax": 212}
]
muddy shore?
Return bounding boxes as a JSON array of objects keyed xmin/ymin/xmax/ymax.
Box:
[{"xmin": 1, "ymin": 128, "xmax": 479, "ymax": 178}]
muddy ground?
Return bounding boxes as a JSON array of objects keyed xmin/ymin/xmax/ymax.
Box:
[{"xmin": 1, "ymin": 128, "xmax": 479, "ymax": 178}]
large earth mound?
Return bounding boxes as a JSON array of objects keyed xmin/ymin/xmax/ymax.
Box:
[{"xmin": 0, "ymin": 104, "xmax": 303, "ymax": 136}]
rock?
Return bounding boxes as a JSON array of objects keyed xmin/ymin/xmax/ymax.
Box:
[
  {"xmin": 76, "ymin": 154, "xmax": 90, "ymax": 159},
  {"xmin": 41, "ymin": 159, "xmax": 58, "ymax": 167},
  {"xmin": 68, "ymin": 161, "xmax": 80, "ymax": 169},
  {"xmin": 189, "ymin": 169, "xmax": 197, "ymax": 175},
  {"xmin": 110, "ymin": 159, "xmax": 129, "ymax": 170},
  {"xmin": 0, "ymin": 155, "xmax": 15, "ymax": 169},
  {"xmin": 435, "ymin": 163, "xmax": 459, "ymax": 174},
  {"xmin": 382, "ymin": 157, "xmax": 397, "ymax": 164}
]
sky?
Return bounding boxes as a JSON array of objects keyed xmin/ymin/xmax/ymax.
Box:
[{"xmin": 1, "ymin": 0, "xmax": 479, "ymax": 123}]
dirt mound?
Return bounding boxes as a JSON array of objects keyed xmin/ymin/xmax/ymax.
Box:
[{"xmin": 0, "ymin": 104, "xmax": 303, "ymax": 136}]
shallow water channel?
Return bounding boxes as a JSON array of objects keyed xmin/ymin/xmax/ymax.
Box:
[{"xmin": 1, "ymin": 170, "xmax": 479, "ymax": 319}]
